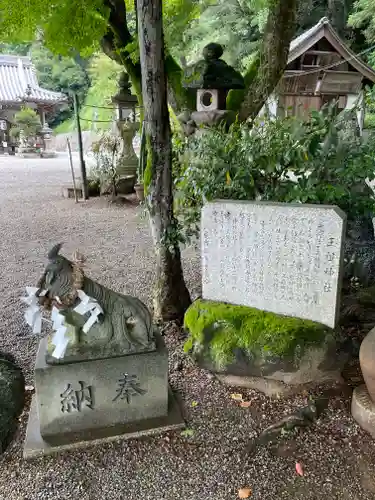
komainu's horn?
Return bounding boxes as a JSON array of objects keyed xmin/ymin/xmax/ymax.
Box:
[
  {"xmin": 72, "ymin": 250, "xmax": 86, "ymax": 266},
  {"xmin": 48, "ymin": 243, "xmax": 63, "ymax": 260}
]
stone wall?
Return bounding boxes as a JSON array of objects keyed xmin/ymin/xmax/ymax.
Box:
[
  {"xmin": 52, "ymin": 129, "xmax": 141, "ymax": 156},
  {"xmin": 51, "ymin": 131, "xmax": 101, "ymax": 153}
]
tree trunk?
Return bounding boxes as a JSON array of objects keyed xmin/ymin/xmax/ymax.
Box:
[
  {"xmin": 101, "ymin": 0, "xmax": 194, "ymax": 115},
  {"xmin": 137, "ymin": 0, "xmax": 191, "ymax": 322},
  {"xmin": 238, "ymin": 0, "xmax": 297, "ymax": 121},
  {"xmin": 101, "ymin": 0, "xmax": 143, "ymax": 104}
]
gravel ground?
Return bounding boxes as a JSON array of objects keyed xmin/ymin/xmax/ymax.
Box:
[{"xmin": 0, "ymin": 155, "xmax": 375, "ymax": 500}]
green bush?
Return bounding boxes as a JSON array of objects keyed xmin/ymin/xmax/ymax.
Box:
[
  {"xmin": 174, "ymin": 106, "xmax": 375, "ymax": 244},
  {"xmin": 365, "ymin": 113, "xmax": 375, "ymax": 129},
  {"xmin": 10, "ymin": 107, "xmax": 42, "ymax": 142},
  {"xmin": 90, "ymin": 132, "xmax": 122, "ymax": 195},
  {"xmin": 184, "ymin": 299, "xmax": 330, "ymax": 369}
]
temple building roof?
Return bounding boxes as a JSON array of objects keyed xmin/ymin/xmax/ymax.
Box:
[
  {"xmin": 288, "ymin": 17, "xmax": 375, "ymax": 83},
  {"xmin": 0, "ymin": 55, "xmax": 67, "ymax": 105}
]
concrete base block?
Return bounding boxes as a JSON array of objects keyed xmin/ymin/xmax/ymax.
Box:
[
  {"xmin": 41, "ymin": 152, "xmax": 57, "ymax": 158},
  {"xmin": 116, "ymin": 175, "xmax": 136, "ymax": 195},
  {"xmin": 16, "ymin": 153, "xmax": 40, "ymax": 158},
  {"xmin": 352, "ymin": 384, "xmax": 375, "ymax": 438},
  {"xmin": 62, "ymin": 186, "xmax": 82, "ymax": 199},
  {"xmin": 24, "ymin": 389, "xmax": 184, "ymax": 459}
]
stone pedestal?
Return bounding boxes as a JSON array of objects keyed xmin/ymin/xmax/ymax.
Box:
[
  {"xmin": 24, "ymin": 333, "xmax": 184, "ymax": 458},
  {"xmin": 41, "ymin": 137, "xmax": 56, "ymax": 158},
  {"xmin": 116, "ymin": 121, "xmax": 139, "ymax": 194}
]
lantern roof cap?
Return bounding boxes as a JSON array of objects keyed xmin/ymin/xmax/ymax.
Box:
[
  {"xmin": 183, "ymin": 43, "xmax": 245, "ymax": 90},
  {"xmin": 112, "ymin": 71, "xmax": 138, "ymax": 104}
]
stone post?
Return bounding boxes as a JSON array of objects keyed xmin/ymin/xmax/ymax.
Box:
[
  {"xmin": 115, "ymin": 120, "xmax": 139, "ymax": 194},
  {"xmin": 40, "ymin": 123, "xmax": 56, "ymax": 158}
]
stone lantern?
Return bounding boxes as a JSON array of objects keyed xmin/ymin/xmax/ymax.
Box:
[
  {"xmin": 111, "ymin": 72, "xmax": 139, "ymax": 194},
  {"xmin": 40, "ymin": 123, "xmax": 56, "ymax": 158},
  {"xmin": 179, "ymin": 43, "xmax": 245, "ymax": 134}
]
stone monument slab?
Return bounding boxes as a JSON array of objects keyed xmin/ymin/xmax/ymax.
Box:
[
  {"xmin": 202, "ymin": 201, "xmax": 346, "ymax": 328},
  {"xmin": 35, "ymin": 334, "xmax": 168, "ymax": 438}
]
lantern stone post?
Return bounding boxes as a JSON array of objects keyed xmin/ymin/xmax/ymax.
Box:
[
  {"xmin": 40, "ymin": 123, "xmax": 56, "ymax": 158},
  {"xmin": 111, "ymin": 72, "xmax": 139, "ymax": 194}
]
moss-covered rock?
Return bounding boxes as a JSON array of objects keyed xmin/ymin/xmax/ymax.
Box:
[
  {"xmin": 184, "ymin": 300, "xmax": 348, "ymax": 395},
  {"xmin": 0, "ymin": 354, "xmax": 25, "ymax": 454},
  {"xmin": 184, "ymin": 300, "xmax": 330, "ymax": 367}
]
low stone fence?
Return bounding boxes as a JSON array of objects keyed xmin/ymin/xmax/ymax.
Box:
[
  {"xmin": 52, "ymin": 131, "xmax": 101, "ymax": 153},
  {"xmin": 52, "ymin": 130, "xmax": 141, "ymax": 156}
]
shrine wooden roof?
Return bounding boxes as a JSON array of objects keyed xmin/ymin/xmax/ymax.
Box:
[
  {"xmin": 288, "ymin": 17, "xmax": 375, "ymax": 83},
  {"xmin": 0, "ymin": 55, "xmax": 67, "ymax": 105}
]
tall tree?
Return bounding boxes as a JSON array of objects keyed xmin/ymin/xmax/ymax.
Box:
[
  {"xmin": 349, "ymin": 0, "xmax": 375, "ymax": 43},
  {"xmin": 0, "ymin": 0, "xmax": 298, "ymax": 118},
  {"xmin": 1, "ymin": 0, "xmax": 298, "ymax": 320},
  {"xmin": 178, "ymin": 0, "xmax": 262, "ymax": 71},
  {"xmin": 227, "ymin": 0, "xmax": 297, "ymax": 120},
  {"xmin": 137, "ymin": 0, "xmax": 191, "ymax": 321}
]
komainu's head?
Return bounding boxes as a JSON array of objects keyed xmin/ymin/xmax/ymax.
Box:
[{"xmin": 37, "ymin": 243, "xmax": 84, "ymax": 310}]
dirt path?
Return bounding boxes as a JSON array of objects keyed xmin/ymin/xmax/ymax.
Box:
[{"xmin": 0, "ymin": 156, "xmax": 373, "ymax": 500}]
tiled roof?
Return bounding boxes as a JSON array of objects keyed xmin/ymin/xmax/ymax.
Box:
[{"xmin": 0, "ymin": 55, "xmax": 67, "ymax": 104}]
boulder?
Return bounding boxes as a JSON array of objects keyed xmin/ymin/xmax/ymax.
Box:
[
  {"xmin": 0, "ymin": 354, "xmax": 25, "ymax": 453},
  {"xmin": 184, "ymin": 300, "xmax": 350, "ymax": 397}
]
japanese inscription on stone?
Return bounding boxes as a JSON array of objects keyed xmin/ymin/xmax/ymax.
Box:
[
  {"xmin": 60, "ymin": 381, "xmax": 94, "ymax": 412},
  {"xmin": 201, "ymin": 201, "xmax": 346, "ymax": 328},
  {"xmin": 113, "ymin": 373, "xmax": 147, "ymax": 403}
]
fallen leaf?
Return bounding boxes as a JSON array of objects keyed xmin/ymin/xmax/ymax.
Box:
[
  {"xmin": 180, "ymin": 429, "xmax": 195, "ymax": 438},
  {"xmin": 238, "ymin": 487, "xmax": 252, "ymax": 498},
  {"xmin": 231, "ymin": 393, "xmax": 243, "ymax": 401},
  {"xmin": 191, "ymin": 401, "xmax": 198, "ymax": 407},
  {"xmin": 295, "ymin": 462, "xmax": 304, "ymax": 476},
  {"xmin": 239, "ymin": 401, "xmax": 252, "ymax": 408}
]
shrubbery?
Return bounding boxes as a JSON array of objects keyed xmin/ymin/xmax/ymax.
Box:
[
  {"xmin": 90, "ymin": 132, "xmax": 122, "ymax": 195},
  {"xmin": 173, "ymin": 106, "xmax": 375, "ymax": 244}
]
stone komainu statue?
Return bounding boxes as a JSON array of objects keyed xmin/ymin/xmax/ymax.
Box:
[{"xmin": 37, "ymin": 244, "xmax": 155, "ymax": 363}]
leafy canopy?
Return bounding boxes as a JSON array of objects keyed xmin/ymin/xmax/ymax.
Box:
[
  {"xmin": 1, "ymin": 0, "xmax": 202, "ymax": 58},
  {"xmin": 1, "ymin": 0, "xmax": 109, "ymax": 56},
  {"xmin": 349, "ymin": 0, "xmax": 375, "ymax": 43}
]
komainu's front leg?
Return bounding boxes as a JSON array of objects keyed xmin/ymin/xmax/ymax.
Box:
[
  {"xmin": 66, "ymin": 323, "xmax": 80, "ymax": 347},
  {"xmin": 112, "ymin": 303, "xmax": 136, "ymax": 349}
]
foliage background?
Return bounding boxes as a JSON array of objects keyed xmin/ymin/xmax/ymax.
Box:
[
  {"xmin": 173, "ymin": 108, "xmax": 375, "ymax": 243},
  {"xmin": 0, "ymin": 0, "xmax": 374, "ymax": 131}
]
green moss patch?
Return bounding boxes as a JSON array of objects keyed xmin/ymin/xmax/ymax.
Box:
[{"xmin": 184, "ymin": 300, "xmax": 331, "ymax": 369}]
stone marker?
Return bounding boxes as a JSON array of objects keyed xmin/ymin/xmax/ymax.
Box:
[
  {"xmin": 23, "ymin": 244, "xmax": 184, "ymax": 458},
  {"xmin": 202, "ymin": 201, "xmax": 346, "ymax": 328}
]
